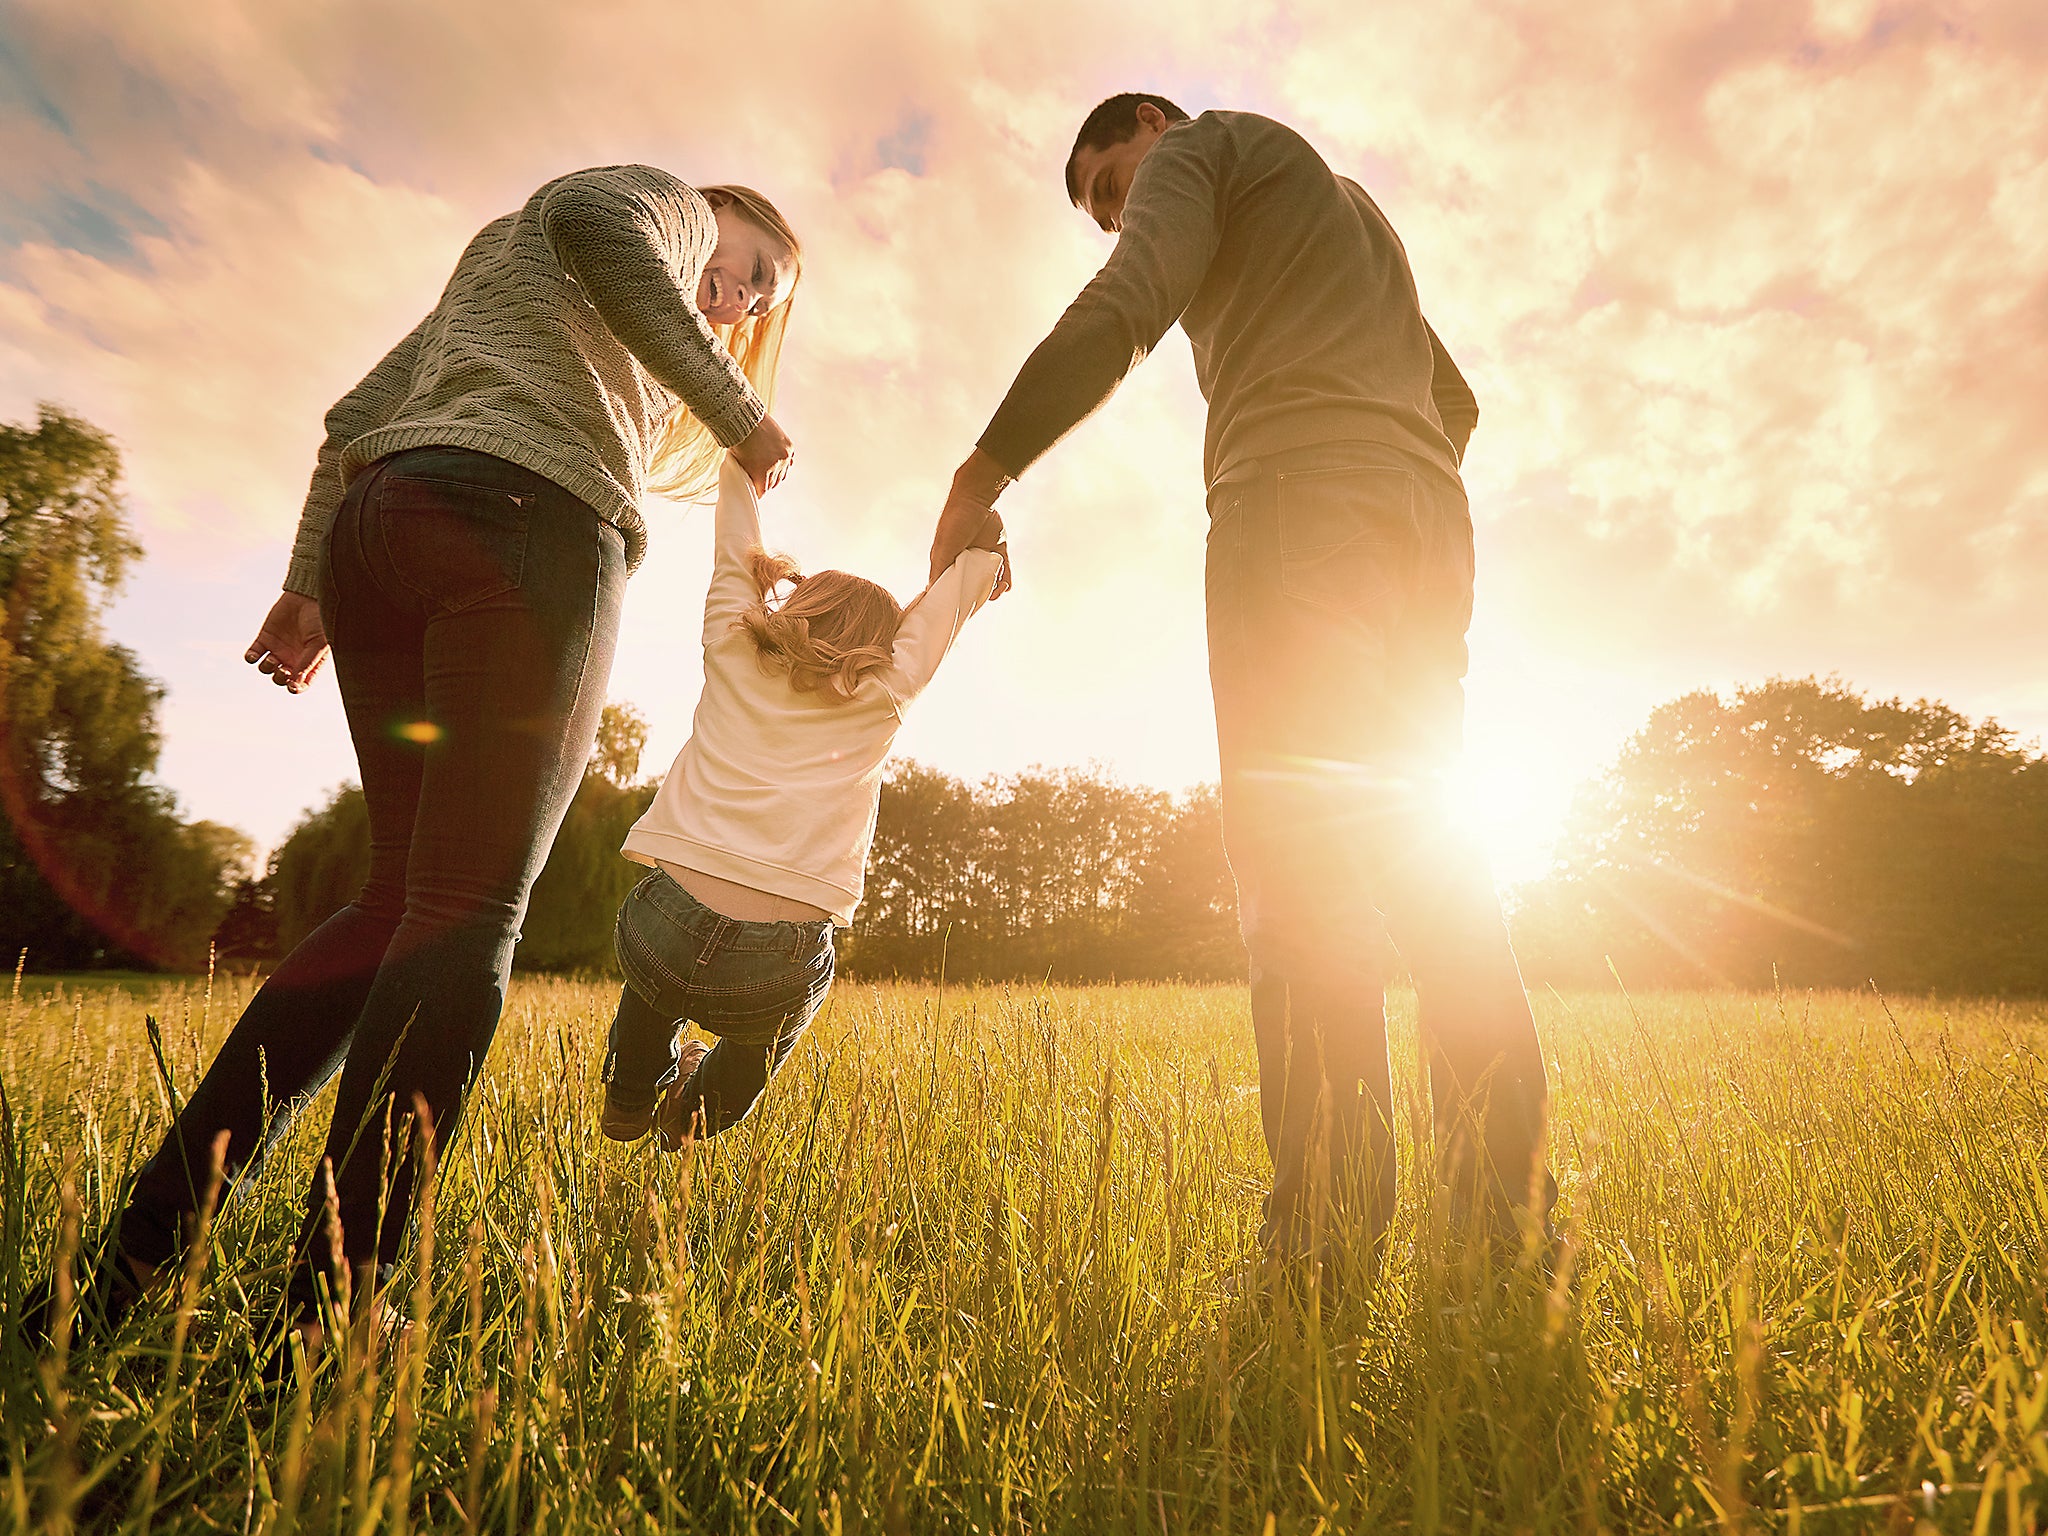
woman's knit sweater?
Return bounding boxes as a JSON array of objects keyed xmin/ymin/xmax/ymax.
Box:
[{"xmin": 283, "ymin": 165, "xmax": 766, "ymax": 597}]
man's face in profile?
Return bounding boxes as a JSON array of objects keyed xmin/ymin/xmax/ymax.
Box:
[{"xmin": 1069, "ymin": 104, "xmax": 1174, "ymax": 233}]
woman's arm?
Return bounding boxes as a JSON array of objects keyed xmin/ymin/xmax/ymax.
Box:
[
  {"xmin": 539, "ymin": 168, "xmax": 766, "ymax": 453},
  {"xmin": 701, "ymin": 455, "xmax": 767, "ymax": 646},
  {"xmin": 283, "ymin": 319, "xmax": 427, "ymax": 598}
]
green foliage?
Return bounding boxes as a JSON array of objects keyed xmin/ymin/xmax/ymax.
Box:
[
  {"xmin": 267, "ymin": 783, "xmax": 373, "ymax": 953},
  {"xmin": 261, "ymin": 705, "xmax": 661, "ymax": 972},
  {"xmin": 1514, "ymin": 677, "xmax": 2048, "ymax": 992},
  {"xmin": 0, "ymin": 404, "xmax": 248, "ymax": 970},
  {"xmin": 517, "ymin": 704, "xmax": 658, "ymax": 972},
  {"xmin": 853, "ymin": 761, "xmax": 1244, "ymax": 981},
  {"xmin": 258, "ymin": 731, "xmax": 1242, "ymax": 983},
  {"xmin": 3, "ymin": 975, "xmax": 2046, "ymax": 1529}
]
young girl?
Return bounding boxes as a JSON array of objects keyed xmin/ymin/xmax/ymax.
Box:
[{"xmin": 600, "ymin": 456, "xmax": 1006, "ymax": 1145}]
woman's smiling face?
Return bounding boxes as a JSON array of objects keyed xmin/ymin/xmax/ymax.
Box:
[{"xmin": 698, "ymin": 200, "xmax": 798, "ymax": 325}]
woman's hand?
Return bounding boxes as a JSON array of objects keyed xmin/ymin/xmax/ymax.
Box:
[
  {"xmin": 245, "ymin": 591, "xmax": 330, "ymax": 694},
  {"xmin": 732, "ymin": 413, "xmax": 794, "ymax": 494}
]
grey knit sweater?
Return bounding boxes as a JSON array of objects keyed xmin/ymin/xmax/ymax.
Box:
[
  {"xmin": 979, "ymin": 112, "xmax": 1472, "ymax": 488},
  {"xmin": 284, "ymin": 165, "xmax": 766, "ymax": 597}
]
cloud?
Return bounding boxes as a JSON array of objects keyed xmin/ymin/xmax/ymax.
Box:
[{"xmin": 1, "ymin": 0, "xmax": 2043, "ymax": 878}]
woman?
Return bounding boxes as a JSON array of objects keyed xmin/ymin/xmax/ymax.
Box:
[{"xmin": 52, "ymin": 166, "xmax": 802, "ymax": 1356}]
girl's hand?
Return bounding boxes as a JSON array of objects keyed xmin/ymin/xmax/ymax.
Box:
[
  {"xmin": 967, "ymin": 507, "xmax": 1014, "ymax": 600},
  {"xmin": 245, "ymin": 591, "xmax": 330, "ymax": 694},
  {"xmin": 733, "ymin": 414, "xmax": 794, "ymax": 494}
]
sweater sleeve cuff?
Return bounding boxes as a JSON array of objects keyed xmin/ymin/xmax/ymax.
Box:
[
  {"xmin": 701, "ymin": 384, "xmax": 767, "ymax": 451},
  {"xmin": 283, "ymin": 555, "xmax": 323, "ymax": 599},
  {"xmin": 973, "ymin": 427, "xmax": 1031, "ymax": 482}
]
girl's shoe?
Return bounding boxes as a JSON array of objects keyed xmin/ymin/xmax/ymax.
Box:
[
  {"xmin": 652, "ymin": 1040, "xmax": 713, "ymax": 1151},
  {"xmin": 600, "ymin": 1087, "xmax": 658, "ymax": 1142}
]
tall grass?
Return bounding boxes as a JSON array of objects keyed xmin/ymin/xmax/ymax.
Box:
[{"xmin": 2, "ymin": 973, "xmax": 2046, "ymax": 1532}]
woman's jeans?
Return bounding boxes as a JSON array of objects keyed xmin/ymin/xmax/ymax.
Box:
[
  {"xmin": 606, "ymin": 869, "xmax": 836, "ymax": 1136},
  {"xmin": 1205, "ymin": 442, "xmax": 1553, "ymax": 1255},
  {"xmin": 120, "ymin": 446, "xmax": 626, "ymax": 1311}
]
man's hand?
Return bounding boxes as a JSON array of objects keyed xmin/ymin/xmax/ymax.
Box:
[
  {"xmin": 246, "ymin": 591, "xmax": 330, "ymax": 694},
  {"xmin": 966, "ymin": 505, "xmax": 1014, "ymax": 600},
  {"xmin": 732, "ymin": 413, "xmax": 794, "ymax": 495},
  {"xmin": 929, "ymin": 448, "xmax": 1015, "ymax": 594}
]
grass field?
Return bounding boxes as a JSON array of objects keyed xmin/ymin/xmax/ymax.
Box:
[{"xmin": 3, "ymin": 973, "xmax": 2046, "ymax": 1533}]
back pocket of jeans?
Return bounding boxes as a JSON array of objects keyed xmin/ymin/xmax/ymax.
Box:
[
  {"xmin": 376, "ymin": 474, "xmax": 531, "ymax": 615},
  {"xmin": 1275, "ymin": 465, "xmax": 1418, "ymax": 618}
]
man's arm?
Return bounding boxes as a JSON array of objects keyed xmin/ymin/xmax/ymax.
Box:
[
  {"xmin": 975, "ymin": 125, "xmax": 1225, "ymax": 480},
  {"xmin": 1427, "ymin": 321, "xmax": 1479, "ymax": 465},
  {"xmin": 540, "ymin": 168, "xmax": 765, "ymax": 453},
  {"xmin": 931, "ymin": 123, "xmax": 1228, "ymax": 581}
]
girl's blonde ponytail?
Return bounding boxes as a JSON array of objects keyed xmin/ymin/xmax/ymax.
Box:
[{"xmin": 737, "ymin": 550, "xmax": 903, "ymax": 702}]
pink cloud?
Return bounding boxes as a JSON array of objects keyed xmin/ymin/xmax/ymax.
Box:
[{"xmin": 0, "ymin": 0, "xmax": 2041, "ymax": 882}]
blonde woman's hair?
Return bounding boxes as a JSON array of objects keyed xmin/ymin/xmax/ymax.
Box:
[
  {"xmin": 738, "ymin": 549, "xmax": 903, "ymax": 702},
  {"xmin": 645, "ymin": 185, "xmax": 803, "ymax": 501}
]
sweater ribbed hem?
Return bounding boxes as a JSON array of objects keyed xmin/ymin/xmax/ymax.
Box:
[
  {"xmin": 341, "ymin": 423, "xmax": 651, "ymax": 571},
  {"xmin": 1207, "ymin": 408, "xmax": 1459, "ymax": 491},
  {"xmin": 622, "ymin": 832, "xmax": 860, "ymax": 927}
]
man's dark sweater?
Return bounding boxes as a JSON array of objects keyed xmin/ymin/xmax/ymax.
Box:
[{"xmin": 978, "ymin": 110, "xmax": 1475, "ymax": 487}]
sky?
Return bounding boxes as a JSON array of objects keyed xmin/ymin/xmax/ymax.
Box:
[{"xmin": 1, "ymin": 0, "xmax": 2043, "ymax": 885}]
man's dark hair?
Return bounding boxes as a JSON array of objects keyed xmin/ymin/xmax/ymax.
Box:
[{"xmin": 1063, "ymin": 93, "xmax": 1191, "ymax": 204}]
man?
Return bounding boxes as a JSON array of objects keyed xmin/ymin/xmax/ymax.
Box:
[{"xmin": 930, "ymin": 94, "xmax": 1554, "ymax": 1268}]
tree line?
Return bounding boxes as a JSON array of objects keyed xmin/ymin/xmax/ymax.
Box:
[
  {"xmin": 233, "ymin": 673, "xmax": 2048, "ymax": 996},
  {"xmin": 249, "ymin": 727, "xmax": 1247, "ymax": 985},
  {"xmin": 9, "ymin": 405, "xmax": 2048, "ymax": 994},
  {"xmin": 1518, "ymin": 676, "xmax": 2048, "ymax": 993}
]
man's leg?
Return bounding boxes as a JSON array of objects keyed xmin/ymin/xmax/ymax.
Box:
[
  {"xmin": 1207, "ymin": 460, "xmax": 1403, "ymax": 1256},
  {"xmin": 1376, "ymin": 473, "xmax": 1553, "ymax": 1231}
]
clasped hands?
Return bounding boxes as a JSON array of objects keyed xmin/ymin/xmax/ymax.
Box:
[{"xmin": 928, "ymin": 448, "xmax": 1014, "ymax": 600}]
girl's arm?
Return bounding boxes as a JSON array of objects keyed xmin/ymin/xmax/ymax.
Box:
[
  {"xmin": 539, "ymin": 167, "xmax": 766, "ymax": 453},
  {"xmin": 284, "ymin": 319, "xmax": 428, "ymax": 597},
  {"xmin": 883, "ymin": 543, "xmax": 1006, "ymax": 709},
  {"xmin": 702, "ymin": 455, "xmax": 766, "ymax": 646}
]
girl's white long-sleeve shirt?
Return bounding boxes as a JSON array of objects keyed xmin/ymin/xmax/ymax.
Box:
[{"xmin": 622, "ymin": 458, "xmax": 1002, "ymax": 925}]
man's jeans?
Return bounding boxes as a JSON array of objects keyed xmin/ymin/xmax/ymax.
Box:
[
  {"xmin": 606, "ymin": 869, "xmax": 836, "ymax": 1135},
  {"xmin": 1205, "ymin": 442, "xmax": 1553, "ymax": 1253},
  {"xmin": 121, "ymin": 446, "xmax": 625, "ymax": 1311}
]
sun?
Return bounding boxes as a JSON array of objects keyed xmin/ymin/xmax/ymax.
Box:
[{"xmin": 1442, "ymin": 743, "xmax": 1583, "ymax": 888}]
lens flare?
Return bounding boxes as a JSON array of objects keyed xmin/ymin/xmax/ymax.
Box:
[{"xmin": 393, "ymin": 718, "xmax": 444, "ymax": 745}]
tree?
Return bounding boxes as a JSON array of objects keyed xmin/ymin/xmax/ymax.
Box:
[
  {"xmin": 0, "ymin": 404, "xmax": 248, "ymax": 969},
  {"xmin": 848, "ymin": 761, "xmax": 1243, "ymax": 982},
  {"xmin": 518, "ymin": 703, "xmax": 658, "ymax": 971},
  {"xmin": 267, "ymin": 782, "xmax": 372, "ymax": 953},
  {"xmin": 1513, "ymin": 677, "xmax": 2048, "ymax": 993}
]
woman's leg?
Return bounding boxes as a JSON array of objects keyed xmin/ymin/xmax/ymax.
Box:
[
  {"xmin": 292, "ymin": 448, "xmax": 626, "ymax": 1314},
  {"xmin": 116, "ymin": 475, "xmax": 422, "ymax": 1275}
]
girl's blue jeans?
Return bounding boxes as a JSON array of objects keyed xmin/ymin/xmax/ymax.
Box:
[{"xmin": 606, "ymin": 868, "xmax": 836, "ymax": 1135}]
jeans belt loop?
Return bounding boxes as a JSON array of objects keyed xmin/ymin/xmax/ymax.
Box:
[{"xmin": 697, "ymin": 914, "xmax": 731, "ymax": 969}]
